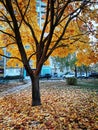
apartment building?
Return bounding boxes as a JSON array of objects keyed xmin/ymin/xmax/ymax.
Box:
[{"xmin": 36, "ymin": 0, "xmax": 46, "ymax": 29}]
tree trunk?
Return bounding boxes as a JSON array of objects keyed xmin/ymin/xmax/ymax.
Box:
[
  {"xmin": 31, "ymin": 75, "xmax": 41, "ymax": 106},
  {"xmin": 86, "ymin": 70, "xmax": 88, "ymax": 77},
  {"xmin": 75, "ymin": 65, "xmax": 77, "ymax": 78}
]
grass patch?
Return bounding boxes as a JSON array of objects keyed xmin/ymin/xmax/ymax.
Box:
[{"xmin": 77, "ymin": 78, "xmax": 98, "ymax": 92}]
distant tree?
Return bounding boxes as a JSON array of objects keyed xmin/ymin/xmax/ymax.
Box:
[
  {"xmin": 77, "ymin": 65, "xmax": 91, "ymax": 77},
  {"xmin": 52, "ymin": 54, "xmax": 78, "ymax": 76},
  {"xmin": 52, "ymin": 56, "xmax": 70, "ymax": 72},
  {"xmin": 92, "ymin": 63, "xmax": 98, "ymax": 72}
]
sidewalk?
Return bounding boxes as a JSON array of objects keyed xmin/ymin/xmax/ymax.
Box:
[{"xmin": 0, "ymin": 81, "xmax": 31, "ymax": 98}]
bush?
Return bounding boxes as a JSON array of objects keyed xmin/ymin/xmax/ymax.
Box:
[{"xmin": 66, "ymin": 77, "xmax": 77, "ymax": 85}]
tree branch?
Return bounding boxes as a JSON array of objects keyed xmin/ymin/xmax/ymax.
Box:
[
  {"xmin": 0, "ymin": 53, "xmax": 22, "ymax": 62},
  {"xmin": 0, "ymin": 29, "xmax": 15, "ymax": 39},
  {"xmin": 39, "ymin": 0, "xmax": 50, "ymax": 48},
  {"xmin": 0, "ymin": 11, "xmax": 14, "ymax": 31},
  {"xmin": 0, "ymin": 42, "xmax": 16, "ymax": 49},
  {"xmin": 15, "ymin": 0, "xmax": 30, "ymax": 28}
]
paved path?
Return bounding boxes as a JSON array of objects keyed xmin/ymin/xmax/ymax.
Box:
[
  {"xmin": 0, "ymin": 79, "xmax": 64, "ymax": 98},
  {"xmin": 0, "ymin": 81, "xmax": 31, "ymax": 98}
]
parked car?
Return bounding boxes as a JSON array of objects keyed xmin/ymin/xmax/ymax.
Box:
[
  {"xmin": 89, "ymin": 72, "xmax": 98, "ymax": 78},
  {"xmin": 62, "ymin": 72, "xmax": 74, "ymax": 79},
  {"xmin": 77, "ymin": 73, "xmax": 86, "ymax": 78},
  {"xmin": 54, "ymin": 72, "xmax": 58, "ymax": 77},
  {"xmin": 44, "ymin": 74, "xmax": 52, "ymax": 79},
  {"xmin": 40, "ymin": 73, "xmax": 52, "ymax": 79}
]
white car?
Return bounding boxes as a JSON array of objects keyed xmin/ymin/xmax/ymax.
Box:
[{"xmin": 62, "ymin": 72, "xmax": 75, "ymax": 79}]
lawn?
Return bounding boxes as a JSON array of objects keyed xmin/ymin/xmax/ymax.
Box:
[
  {"xmin": 0, "ymin": 79, "xmax": 98, "ymax": 130},
  {"xmin": 77, "ymin": 78, "xmax": 98, "ymax": 91}
]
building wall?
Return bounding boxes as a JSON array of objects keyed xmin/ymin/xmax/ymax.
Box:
[{"xmin": 36, "ymin": 0, "xmax": 46, "ymax": 29}]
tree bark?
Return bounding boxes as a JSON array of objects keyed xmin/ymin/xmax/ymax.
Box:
[
  {"xmin": 75, "ymin": 65, "xmax": 77, "ymax": 78},
  {"xmin": 31, "ymin": 75, "xmax": 41, "ymax": 106}
]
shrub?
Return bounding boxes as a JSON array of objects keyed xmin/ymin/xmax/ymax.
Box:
[{"xmin": 66, "ymin": 77, "xmax": 77, "ymax": 85}]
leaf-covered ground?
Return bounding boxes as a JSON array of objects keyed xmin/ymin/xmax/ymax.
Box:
[{"xmin": 0, "ymin": 81, "xmax": 98, "ymax": 130}]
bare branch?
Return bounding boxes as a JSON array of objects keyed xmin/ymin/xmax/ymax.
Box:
[
  {"xmin": 27, "ymin": 51, "xmax": 37, "ymax": 63},
  {"xmin": 54, "ymin": 0, "xmax": 71, "ymax": 26},
  {"xmin": 0, "ymin": 42, "xmax": 16, "ymax": 49},
  {"xmin": 15, "ymin": 0, "xmax": 30, "ymax": 28},
  {"xmin": 0, "ymin": 11, "xmax": 14, "ymax": 31},
  {"xmin": 0, "ymin": 53, "xmax": 22, "ymax": 62},
  {"xmin": 0, "ymin": 29, "xmax": 15, "ymax": 39},
  {"xmin": 14, "ymin": 0, "xmax": 39, "ymax": 45}
]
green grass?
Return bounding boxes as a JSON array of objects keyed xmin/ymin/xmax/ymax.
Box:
[{"xmin": 77, "ymin": 78, "xmax": 98, "ymax": 92}]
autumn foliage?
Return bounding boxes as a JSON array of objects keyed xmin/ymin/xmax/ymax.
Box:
[{"xmin": 0, "ymin": 0, "xmax": 98, "ymax": 68}]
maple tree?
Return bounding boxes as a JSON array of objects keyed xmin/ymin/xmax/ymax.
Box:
[{"xmin": 0, "ymin": 0, "xmax": 98, "ymax": 106}]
